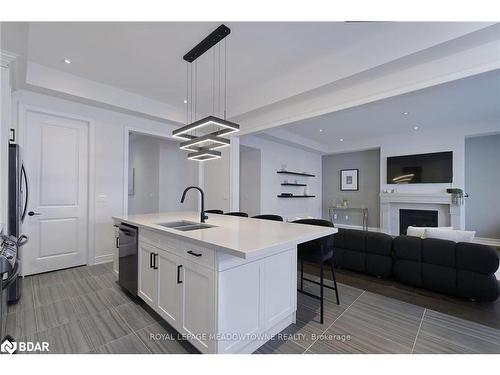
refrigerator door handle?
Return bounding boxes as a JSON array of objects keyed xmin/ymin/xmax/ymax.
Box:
[{"xmin": 21, "ymin": 164, "xmax": 29, "ymax": 222}]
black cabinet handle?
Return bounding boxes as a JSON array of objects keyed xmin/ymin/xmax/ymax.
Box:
[
  {"xmin": 116, "ymin": 237, "xmax": 119, "ymax": 248},
  {"xmin": 187, "ymin": 250, "xmax": 202, "ymax": 257},
  {"xmin": 177, "ymin": 265, "xmax": 183, "ymax": 284},
  {"xmin": 150, "ymin": 252, "xmax": 154, "ymax": 269},
  {"xmin": 28, "ymin": 211, "xmax": 41, "ymax": 216},
  {"xmin": 154, "ymin": 254, "xmax": 158, "ymax": 270}
]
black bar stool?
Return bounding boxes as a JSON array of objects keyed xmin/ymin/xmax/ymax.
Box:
[
  {"xmin": 292, "ymin": 219, "xmax": 340, "ymax": 324},
  {"xmin": 252, "ymin": 214, "xmax": 283, "ymax": 222},
  {"xmin": 224, "ymin": 212, "xmax": 249, "ymax": 217}
]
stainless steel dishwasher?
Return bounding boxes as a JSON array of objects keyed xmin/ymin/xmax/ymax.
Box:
[{"xmin": 117, "ymin": 223, "xmax": 138, "ymax": 297}]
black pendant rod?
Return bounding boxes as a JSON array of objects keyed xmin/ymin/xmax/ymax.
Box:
[{"xmin": 183, "ymin": 24, "xmax": 231, "ymax": 63}]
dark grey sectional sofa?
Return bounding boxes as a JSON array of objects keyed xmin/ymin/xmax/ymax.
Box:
[{"xmin": 332, "ymin": 228, "xmax": 500, "ymax": 302}]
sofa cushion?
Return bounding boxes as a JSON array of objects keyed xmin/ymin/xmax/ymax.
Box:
[
  {"xmin": 393, "ymin": 236, "xmax": 421, "ymax": 261},
  {"xmin": 457, "ymin": 270, "xmax": 500, "ymax": 302},
  {"xmin": 393, "ymin": 260, "xmax": 422, "ymax": 287},
  {"xmin": 422, "ymin": 238, "xmax": 456, "ymax": 268},
  {"xmin": 422, "ymin": 263, "xmax": 457, "ymax": 295},
  {"xmin": 424, "ymin": 228, "xmax": 475, "ymax": 242},
  {"xmin": 365, "ymin": 232, "xmax": 393, "ymax": 256},
  {"xmin": 456, "ymin": 242, "xmax": 499, "ymax": 274},
  {"xmin": 407, "ymin": 226, "xmax": 453, "ymax": 238},
  {"xmin": 341, "ymin": 249, "xmax": 366, "ymax": 273},
  {"xmin": 343, "ymin": 229, "xmax": 366, "ymax": 252},
  {"xmin": 366, "ymin": 254, "xmax": 392, "ymax": 278}
]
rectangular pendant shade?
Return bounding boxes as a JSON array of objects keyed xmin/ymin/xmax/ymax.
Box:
[
  {"xmin": 180, "ymin": 134, "xmax": 230, "ymax": 152},
  {"xmin": 172, "ymin": 115, "xmax": 240, "ymax": 140},
  {"xmin": 187, "ymin": 149, "xmax": 222, "ymax": 161}
]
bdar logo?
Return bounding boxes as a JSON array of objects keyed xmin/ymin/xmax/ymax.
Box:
[{"xmin": 1, "ymin": 338, "xmax": 17, "ymax": 354}]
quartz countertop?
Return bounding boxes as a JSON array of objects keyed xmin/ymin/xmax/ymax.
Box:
[{"xmin": 113, "ymin": 211, "xmax": 337, "ymax": 259}]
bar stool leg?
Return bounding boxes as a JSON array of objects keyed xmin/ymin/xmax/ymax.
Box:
[
  {"xmin": 300, "ymin": 258, "xmax": 304, "ymax": 291},
  {"xmin": 320, "ymin": 261, "xmax": 324, "ymax": 324},
  {"xmin": 330, "ymin": 262, "xmax": 340, "ymax": 305}
]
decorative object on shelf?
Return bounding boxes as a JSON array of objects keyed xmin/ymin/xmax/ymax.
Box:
[
  {"xmin": 447, "ymin": 188, "xmax": 465, "ymax": 205},
  {"xmin": 342, "ymin": 199, "xmax": 349, "ymax": 208},
  {"xmin": 340, "ymin": 169, "xmax": 359, "ymax": 191},
  {"xmin": 172, "ymin": 25, "xmax": 239, "ymax": 161},
  {"xmin": 276, "ymin": 170, "xmax": 315, "ymax": 177}
]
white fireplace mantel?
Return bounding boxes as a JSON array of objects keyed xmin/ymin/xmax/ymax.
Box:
[
  {"xmin": 380, "ymin": 192, "xmax": 463, "ymax": 235},
  {"xmin": 380, "ymin": 192, "xmax": 452, "ymax": 205}
]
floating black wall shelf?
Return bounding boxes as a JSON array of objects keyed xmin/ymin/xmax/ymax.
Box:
[
  {"xmin": 276, "ymin": 171, "xmax": 315, "ymax": 177},
  {"xmin": 277, "ymin": 195, "xmax": 316, "ymax": 198}
]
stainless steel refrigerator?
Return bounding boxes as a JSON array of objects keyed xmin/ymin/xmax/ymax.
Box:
[{"xmin": 7, "ymin": 143, "xmax": 29, "ymax": 303}]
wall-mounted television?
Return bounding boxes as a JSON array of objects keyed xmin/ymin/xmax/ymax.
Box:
[{"xmin": 387, "ymin": 151, "xmax": 453, "ymax": 184}]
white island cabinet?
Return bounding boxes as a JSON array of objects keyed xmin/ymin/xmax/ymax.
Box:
[{"xmin": 113, "ymin": 212, "xmax": 336, "ymax": 354}]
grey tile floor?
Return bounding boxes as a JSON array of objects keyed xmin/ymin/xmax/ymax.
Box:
[{"xmin": 5, "ymin": 264, "xmax": 500, "ymax": 354}]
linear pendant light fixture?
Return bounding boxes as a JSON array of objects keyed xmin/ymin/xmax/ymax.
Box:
[{"xmin": 173, "ymin": 24, "xmax": 239, "ymax": 161}]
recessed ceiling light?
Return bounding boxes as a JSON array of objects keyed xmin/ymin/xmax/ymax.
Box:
[
  {"xmin": 339, "ymin": 138, "xmax": 344, "ymax": 142},
  {"xmin": 319, "ymin": 129, "xmax": 323, "ymax": 132},
  {"xmin": 413, "ymin": 126, "xmax": 419, "ymax": 130},
  {"xmin": 183, "ymin": 99, "xmax": 188, "ymax": 104},
  {"xmin": 63, "ymin": 58, "xmax": 72, "ymax": 64},
  {"xmin": 402, "ymin": 111, "xmax": 409, "ymax": 115}
]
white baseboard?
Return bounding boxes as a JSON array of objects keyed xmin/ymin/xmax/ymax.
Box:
[{"xmin": 94, "ymin": 254, "xmax": 113, "ymax": 264}]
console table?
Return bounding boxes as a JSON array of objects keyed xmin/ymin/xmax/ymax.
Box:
[{"xmin": 328, "ymin": 206, "xmax": 369, "ymax": 231}]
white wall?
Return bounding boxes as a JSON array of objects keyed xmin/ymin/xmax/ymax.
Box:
[
  {"xmin": 13, "ymin": 90, "xmax": 180, "ymax": 264},
  {"xmin": 203, "ymin": 147, "xmax": 231, "ymax": 212},
  {"xmin": 128, "ymin": 133, "xmax": 199, "ymax": 214},
  {"xmin": 240, "ymin": 145, "xmax": 261, "ymax": 217},
  {"xmin": 0, "ymin": 67, "xmax": 11, "ymax": 230},
  {"xmin": 240, "ymin": 135, "xmax": 322, "ymax": 220},
  {"xmin": 158, "ymin": 138, "xmax": 198, "ymax": 212},
  {"xmin": 128, "ymin": 133, "xmax": 160, "ymax": 214}
]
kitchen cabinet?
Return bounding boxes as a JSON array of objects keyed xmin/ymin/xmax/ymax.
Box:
[
  {"xmin": 138, "ymin": 237, "xmax": 216, "ymax": 353},
  {"xmin": 156, "ymin": 249, "xmax": 181, "ymax": 328},
  {"xmin": 179, "ymin": 258, "xmax": 216, "ymax": 352},
  {"xmin": 138, "ymin": 242, "xmax": 157, "ymax": 308}
]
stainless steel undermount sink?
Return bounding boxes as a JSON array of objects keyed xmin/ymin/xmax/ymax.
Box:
[
  {"xmin": 157, "ymin": 220, "xmax": 198, "ymax": 228},
  {"xmin": 174, "ymin": 223, "xmax": 215, "ymax": 231},
  {"xmin": 157, "ymin": 221, "xmax": 216, "ymax": 231}
]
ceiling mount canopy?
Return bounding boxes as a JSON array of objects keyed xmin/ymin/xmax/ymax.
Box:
[{"xmin": 174, "ymin": 24, "xmax": 239, "ymax": 161}]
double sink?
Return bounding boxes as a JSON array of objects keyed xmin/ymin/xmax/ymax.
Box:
[{"xmin": 156, "ymin": 220, "xmax": 216, "ymax": 232}]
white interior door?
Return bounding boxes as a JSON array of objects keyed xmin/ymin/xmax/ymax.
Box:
[{"xmin": 23, "ymin": 110, "xmax": 89, "ymax": 275}]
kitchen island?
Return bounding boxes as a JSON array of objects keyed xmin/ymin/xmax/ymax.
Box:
[{"xmin": 112, "ymin": 211, "xmax": 337, "ymax": 354}]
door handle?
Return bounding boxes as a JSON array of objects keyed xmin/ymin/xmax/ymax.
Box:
[
  {"xmin": 150, "ymin": 252, "xmax": 154, "ymax": 269},
  {"xmin": 28, "ymin": 211, "xmax": 41, "ymax": 216},
  {"xmin": 177, "ymin": 265, "xmax": 183, "ymax": 284},
  {"xmin": 187, "ymin": 250, "xmax": 202, "ymax": 257},
  {"xmin": 153, "ymin": 253, "xmax": 158, "ymax": 270}
]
